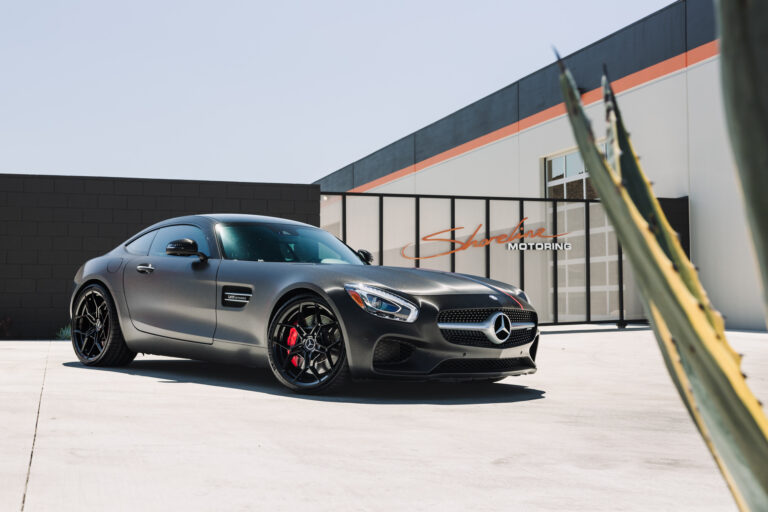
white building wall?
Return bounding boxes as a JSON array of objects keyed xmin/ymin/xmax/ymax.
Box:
[
  {"xmin": 366, "ymin": 55, "xmax": 766, "ymax": 330},
  {"xmin": 686, "ymin": 58, "xmax": 764, "ymax": 330}
]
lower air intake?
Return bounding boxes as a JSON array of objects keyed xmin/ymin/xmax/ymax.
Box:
[
  {"xmin": 430, "ymin": 358, "xmax": 532, "ymax": 374},
  {"xmin": 373, "ymin": 338, "xmax": 414, "ymax": 366}
]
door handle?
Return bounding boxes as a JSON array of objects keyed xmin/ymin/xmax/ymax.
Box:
[{"xmin": 136, "ymin": 264, "xmax": 155, "ymax": 274}]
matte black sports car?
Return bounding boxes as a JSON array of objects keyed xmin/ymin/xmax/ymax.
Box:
[{"xmin": 70, "ymin": 214, "xmax": 539, "ymax": 392}]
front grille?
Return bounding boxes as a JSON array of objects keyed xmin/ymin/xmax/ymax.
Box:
[
  {"xmin": 440, "ymin": 328, "xmax": 534, "ymax": 348},
  {"xmin": 430, "ymin": 358, "xmax": 532, "ymax": 374},
  {"xmin": 373, "ymin": 338, "xmax": 414, "ymax": 366},
  {"xmin": 437, "ymin": 308, "xmax": 537, "ymax": 324},
  {"xmin": 438, "ymin": 308, "xmax": 538, "ymax": 348}
]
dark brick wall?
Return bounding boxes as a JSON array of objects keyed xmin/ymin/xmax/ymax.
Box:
[{"xmin": 0, "ymin": 173, "xmax": 320, "ymax": 340}]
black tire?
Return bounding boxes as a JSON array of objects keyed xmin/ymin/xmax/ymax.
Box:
[
  {"xmin": 71, "ymin": 283, "xmax": 136, "ymax": 367},
  {"xmin": 267, "ymin": 294, "xmax": 350, "ymax": 394}
]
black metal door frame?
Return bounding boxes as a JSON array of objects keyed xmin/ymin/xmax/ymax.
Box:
[{"xmin": 324, "ymin": 191, "xmax": 652, "ymax": 328}]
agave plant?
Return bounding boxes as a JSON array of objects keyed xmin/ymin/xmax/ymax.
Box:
[{"xmin": 556, "ymin": 3, "xmax": 768, "ymax": 505}]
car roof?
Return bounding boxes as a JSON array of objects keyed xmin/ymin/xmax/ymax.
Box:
[
  {"xmin": 128, "ymin": 214, "xmax": 314, "ymax": 242},
  {"xmin": 196, "ymin": 213, "xmax": 312, "ymax": 226}
]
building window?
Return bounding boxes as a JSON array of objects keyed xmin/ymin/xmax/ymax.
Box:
[{"xmin": 545, "ymin": 145, "xmax": 605, "ymax": 200}]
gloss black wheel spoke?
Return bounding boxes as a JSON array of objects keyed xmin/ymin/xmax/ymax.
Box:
[
  {"xmin": 312, "ymin": 305, "xmax": 320, "ymax": 333},
  {"xmin": 290, "ymin": 365, "xmax": 308, "ymax": 383},
  {"xmin": 324, "ymin": 339, "xmax": 341, "ymax": 351},
  {"xmin": 272, "ymin": 339, "xmax": 292, "ymax": 351},
  {"xmin": 308, "ymin": 364, "xmax": 322, "ymax": 383}
]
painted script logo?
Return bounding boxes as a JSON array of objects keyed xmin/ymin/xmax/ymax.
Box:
[{"xmin": 400, "ymin": 217, "xmax": 569, "ymax": 260}]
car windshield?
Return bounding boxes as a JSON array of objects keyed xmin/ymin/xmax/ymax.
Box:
[{"xmin": 216, "ymin": 222, "xmax": 364, "ymax": 265}]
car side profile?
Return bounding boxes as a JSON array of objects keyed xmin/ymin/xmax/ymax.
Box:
[{"xmin": 70, "ymin": 214, "xmax": 539, "ymax": 393}]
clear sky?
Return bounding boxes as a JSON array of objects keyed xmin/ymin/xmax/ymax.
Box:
[{"xmin": 0, "ymin": 1, "xmax": 672, "ymax": 185}]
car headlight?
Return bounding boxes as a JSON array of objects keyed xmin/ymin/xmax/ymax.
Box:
[{"xmin": 344, "ymin": 283, "xmax": 419, "ymax": 323}]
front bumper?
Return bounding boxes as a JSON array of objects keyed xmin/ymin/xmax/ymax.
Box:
[{"xmin": 329, "ymin": 289, "xmax": 539, "ymax": 381}]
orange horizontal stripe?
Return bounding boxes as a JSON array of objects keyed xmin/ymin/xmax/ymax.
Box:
[
  {"xmin": 687, "ymin": 39, "xmax": 719, "ymax": 66},
  {"xmin": 349, "ymin": 40, "xmax": 719, "ymax": 193}
]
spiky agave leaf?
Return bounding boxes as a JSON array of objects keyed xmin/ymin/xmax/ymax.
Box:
[
  {"xmin": 601, "ymin": 74, "xmax": 729, "ymax": 349},
  {"xmin": 558, "ymin": 63, "xmax": 768, "ymax": 511}
]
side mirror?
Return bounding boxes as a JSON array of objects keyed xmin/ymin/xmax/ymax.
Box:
[
  {"xmin": 357, "ymin": 249, "xmax": 374, "ymax": 265},
  {"xmin": 166, "ymin": 239, "xmax": 208, "ymax": 262}
]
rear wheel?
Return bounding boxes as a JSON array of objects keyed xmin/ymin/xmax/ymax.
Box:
[
  {"xmin": 71, "ymin": 283, "xmax": 136, "ymax": 366},
  {"xmin": 267, "ymin": 294, "xmax": 349, "ymax": 393}
]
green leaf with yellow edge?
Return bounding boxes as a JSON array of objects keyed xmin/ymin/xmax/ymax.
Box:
[{"xmin": 558, "ymin": 62, "xmax": 768, "ymax": 511}]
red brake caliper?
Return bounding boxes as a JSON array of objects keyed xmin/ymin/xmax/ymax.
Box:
[{"xmin": 287, "ymin": 326, "xmax": 300, "ymax": 367}]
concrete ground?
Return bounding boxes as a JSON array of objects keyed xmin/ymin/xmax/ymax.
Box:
[{"xmin": 2, "ymin": 327, "xmax": 767, "ymax": 512}]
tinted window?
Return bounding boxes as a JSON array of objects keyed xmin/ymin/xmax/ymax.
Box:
[
  {"xmin": 217, "ymin": 223, "xmax": 363, "ymax": 265},
  {"xmin": 125, "ymin": 231, "xmax": 157, "ymax": 255},
  {"xmin": 149, "ymin": 225, "xmax": 210, "ymax": 257}
]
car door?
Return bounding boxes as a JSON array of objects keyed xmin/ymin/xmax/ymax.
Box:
[{"xmin": 123, "ymin": 224, "xmax": 219, "ymax": 344}]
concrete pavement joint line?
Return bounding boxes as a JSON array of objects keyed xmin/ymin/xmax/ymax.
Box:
[{"xmin": 20, "ymin": 341, "xmax": 51, "ymax": 512}]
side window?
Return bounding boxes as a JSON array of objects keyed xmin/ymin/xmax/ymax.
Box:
[
  {"xmin": 149, "ymin": 225, "xmax": 211, "ymax": 257},
  {"xmin": 125, "ymin": 231, "xmax": 157, "ymax": 256}
]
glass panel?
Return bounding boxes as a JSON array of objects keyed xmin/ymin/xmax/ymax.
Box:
[
  {"xmin": 522, "ymin": 201, "xmax": 554, "ymax": 322},
  {"xmin": 125, "ymin": 230, "xmax": 156, "ymax": 255},
  {"xmin": 567, "ymin": 291, "xmax": 586, "ymax": 318},
  {"xmin": 607, "ymin": 230, "xmax": 618, "ymax": 256},
  {"xmin": 346, "ymin": 196, "xmax": 380, "ymax": 264},
  {"xmin": 566, "ymin": 179, "xmax": 584, "ymax": 199},
  {"xmin": 588, "ymin": 202, "xmax": 615, "ymax": 321},
  {"xmin": 590, "ymin": 290, "xmax": 608, "ymax": 320},
  {"xmin": 549, "ymin": 156, "xmax": 565, "ymax": 180},
  {"xmin": 585, "ymin": 177, "xmax": 598, "ymax": 199},
  {"xmin": 622, "ymin": 254, "xmax": 645, "ymax": 321},
  {"xmin": 382, "ymin": 197, "xmax": 415, "ymax": 267},
  {"xmin": 547, "ymin": 184, "xmax": 564, "ymax": 199},
  {"xmin": 556, "ymin": 202, "xmax": 587, "ymax": 322},
  {"xmin": 590, "ymin": 261, "xmax": 607, "ymax": 286},
  {"xmin": 565, "ymin": 151, "xmax": 584, "ymax": 177},
  {"xmin": 454, "ymin": 199, "xmax": 486, "ymax": 277},
  {"xmin": 418, "ymin": 198, "xmax": 451, "ymax": 271},
  {"xmin": 320, "ymin": 194, "xmax": 343, "ymax": 239},
  {"xmin": 489, "ymin": 200, "xmax": 521, "ymax": 288}
]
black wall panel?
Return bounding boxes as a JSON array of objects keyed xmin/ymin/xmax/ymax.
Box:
[
  {"xmin": 353, "ymin": 135, "xmax": 414, "ymax": 188},
  {"xmin": 520, "ymin": 2, "xmax": 685, "ymax": 119},
  {"xmin": 315, "ymin": 0, "xmax": 716, "ymax": 193},
  {"xmin": 414, "ymin": 83, "xmax": 519, "ymax": 164},
  {"xmin": 686, "ymin": 0, "xmax": 717, "ymax": 50},
  {"xmin": 0, "ymin": 173, "xmax": 320, "ymax": 340},
  {"xmin": 320, "ymin": 165, "xmax": 354, "ymax": 193}
]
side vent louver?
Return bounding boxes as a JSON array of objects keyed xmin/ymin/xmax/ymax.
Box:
[{"xmin": 222, "ymin": 286, "xmax": 252, "ymax": 308}]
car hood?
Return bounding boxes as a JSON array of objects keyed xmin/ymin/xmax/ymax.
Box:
[{"xmin": 321, "ymin": 264, "xmax": 523, "ymax": 298}]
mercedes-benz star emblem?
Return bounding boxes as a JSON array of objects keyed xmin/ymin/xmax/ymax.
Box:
[{"xmin": 492, "ymin": 312, "xmax": 512, "ymax": 343}]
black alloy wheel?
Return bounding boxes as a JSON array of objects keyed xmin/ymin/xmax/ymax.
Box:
[
  {"xmin": 267, "ymin": 295, "xmax": 349, "ymax": 393},
  {"xmin": 71, "ymin": 283, "xmax": 136, "ymax": 366}
]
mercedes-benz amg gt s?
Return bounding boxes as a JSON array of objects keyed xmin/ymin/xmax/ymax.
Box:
[{"xmin": 69, "ymin": 214, "xmax": 539, "ymax": 392}]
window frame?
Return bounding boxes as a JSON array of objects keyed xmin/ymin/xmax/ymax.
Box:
[
  {"xmin": 148, "ymin": 224, "xmax": 212, "ymax": 257},
  {"xmin": 544, "ymin": 143, "xmax": 606, "ymax": 200}
]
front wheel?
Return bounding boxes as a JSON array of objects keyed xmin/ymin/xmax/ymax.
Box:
[{"xmin": 267, "ymin": 294, "xmax": 350, "ymax": 393}]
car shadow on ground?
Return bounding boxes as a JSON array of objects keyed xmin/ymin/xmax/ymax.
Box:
[{"xmin": 63, "ymin": 359, "xmax": 545, "ymax": 405}]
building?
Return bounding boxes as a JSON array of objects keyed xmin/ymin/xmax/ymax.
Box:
[{"xmin": 314, "ymin": 0, "xmax": 765, "ymax": 330}]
